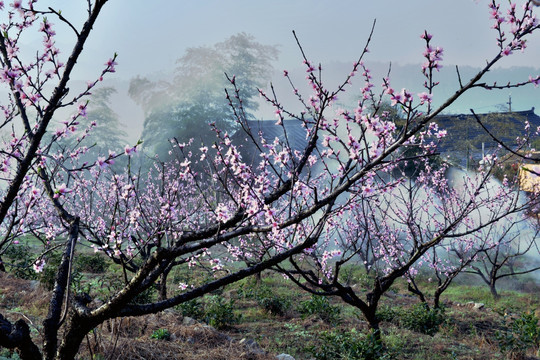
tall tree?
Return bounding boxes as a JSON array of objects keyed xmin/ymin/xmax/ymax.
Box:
[
  {"xmin": 129, "ymin": 32, "xmax": 279, "ymax": 158},
  {"xmin": 84, "ymin": 87, "xmax": 127, "ymax": 155}
]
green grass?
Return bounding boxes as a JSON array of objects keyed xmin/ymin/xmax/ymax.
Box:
[{"xmin": 2, "ymin": 243, "xmax": 540, "ymax": 359}]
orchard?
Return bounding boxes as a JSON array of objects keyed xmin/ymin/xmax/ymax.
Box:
[{"xmin": 0, "ymin": 1, "xmax": 539, "ymax": 359}]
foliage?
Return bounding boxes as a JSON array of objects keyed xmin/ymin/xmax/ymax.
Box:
[
  {"xmin": 74, "ymin": 253, "xmax": 107, "ymax": 274},
  {"xmin": 306, "ymin": 329, "xmax": 388, "ymax": 360},
  {"xmin": 297, "ymin": 295, "xmax": 341, "ymax": 325},
  {"xmin": 375, "ymin": 305, "xmax": 399, "ymax": 323},
  {"xmin": 150, "ymin": 328, "xmax": 171, "ymax": 341},
  {"xmin": 39, "ymin": 252, "xmax": 63, "ymax": 291},
  {"xmin": 2, "ymin": 245, "xmax": 38, "ymax": 281},
  {"xmin": 0, "ymin": 349, "xmax": 20, "ymax": 360},
  {"xmin": 203, "ymin": 295, "xmax": 240, "ymax": 329},
  {"xmin": 496, "ymin": 313, "xmax": 540, "ymax": 358},
  {"xmin": 176, "ymin": 299, "xmax": 205, "ymax": 320},
  {"xmin": 238, "ymin": 282, "xmax": 292, "ymax": 316},
  {"xmin": 398, "ymin": 303, "xmax": 446, "ymax": 336},
  {"xmin": 376, "ymin": 303, "xmax": 445, "ymax": 336}
]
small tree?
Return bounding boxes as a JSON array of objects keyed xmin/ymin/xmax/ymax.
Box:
[
  {"xmin": 465, "ymin": 219, "xmax": 540, "ymax": 299},
  {"xmin": 407, "ymin": 201, "xmax": 540, "ymax": 308}
]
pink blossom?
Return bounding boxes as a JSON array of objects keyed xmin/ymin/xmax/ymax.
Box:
[
  {"xmin": 436, "ymin": 129, "xmax": 447, "ymax": 139},
  {"xmin": 53, "ymin": 183, "xmax": 71, "ymax": 198},
  {"xmin": 96, "ymin": 157, "xmax": 108, "ymax": 169},
  {"xmin": 124, "ymin": 145, "xmax": 136, "ymax": 156},
  {"xmin": 502, "ymin": 47, "xmax": 513, "ymax": 56},
  {"xmin": 33, "ymin": 259, "xmax": 45, "ymax": 273},
  {"xmin": 418, "ymin": 92, "xmax": 432, "ymax": 105},
  {"xmin": 105, "ymin": 58, "xmax": 117, "ymax": 73}
]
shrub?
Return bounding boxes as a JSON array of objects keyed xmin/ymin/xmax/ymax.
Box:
[
  {"xmin": 398, "ymin": 303, "xmax": 445, "ymax": 336},
  {"xmin": 203, "ymin": 295, "xmax": 240, "ymax": 329},
  {"xmin": 375, "ymin": 305, "xmax": 399, "ymax": 323},
  {"xmin": 177, "ymin": 299, "xmax": 205, "ymax": 320},
  {"xmin": 258, "ymin": 293, "xmax": 291, "ymax": 316},
  {"xmin": 0, "ymin": 348, "xmax": 21, "ymax": 360},
  {"xmin": 150, "ymin": 328, "xmax": 171, "ymax": 341},
  {"xmin": 306, "ymin": 329, "xmax": 388, "ymax": 360},
  {"xmin": 496, "ymin": 312, "xmax": 540, "ymax": 359},
  {"xmin": 3, "ymin": 244, "xmax": 38, "ymax": 280},
  {"xmin": 130, "ymin": 285, "xmax": 156, "ymax": 305},
  {"xmin": 75, "ymin": 253, "xmax": 107, "ymax": 273},
  {"xmin": 39, "ymin": 252, "xmax": 63, "ymax": 290},
  {"xmin": 237, "ymin": 282, "xmax": 291, "ymax": 316},
  {"xmin": 297, "ymin": 295, "xmax": 341, "ymax": 325}
]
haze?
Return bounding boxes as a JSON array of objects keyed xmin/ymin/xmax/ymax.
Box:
[{"xmin": 30, "ymin": 0, "xmax": 540, "ymax": 142}]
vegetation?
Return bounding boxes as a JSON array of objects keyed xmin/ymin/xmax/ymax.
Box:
[
  {"xmin": 129, "ymin": 32, "xmax": 279, "ymax": 160},
  {"xmin": 1, "ymin": 266, "xmax": 540, "ymax": 359},
  {"xmin": 0, "ymin": 1, "xmax": 539, "ymax": 360}
]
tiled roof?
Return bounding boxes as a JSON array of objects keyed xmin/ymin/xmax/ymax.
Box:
[
  {"xmin": 434, "ymin": 107, "xmax": 540, "ymax": 156},
  {"xmin": 231, "ymin": 119, "xmax": 309, "ymax": 164}
]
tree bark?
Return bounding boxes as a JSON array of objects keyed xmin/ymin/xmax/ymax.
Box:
[
  {"xmin": 490, "ymin": 281, "xmax": 500, "ymax": 299},
  {"xmin": 158, "ymin": 266, "xmax": 172, "ymax": 301},
  {"xmin": 55, "ymin": 314, "xmax": 97, "ymax": 360},
  {"xmin": 0, "ymin": 314, "xmax": 41, "ymax": 360},
  {"xmin": 42, "ymin": 218, "xmax": 79, "ymax": 360},
  {"xmin": 364, "ymin": 309, "xmax": 382, "ymax": 344}
]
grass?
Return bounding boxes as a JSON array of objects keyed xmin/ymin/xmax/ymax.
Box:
[{"xmin": 1, "ymin": 256, "xmax": 540, "ymax": 359}]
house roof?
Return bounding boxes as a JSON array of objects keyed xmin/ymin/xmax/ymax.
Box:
[
  {"xmin": 433, "ymin": 107, "xmax": 540, "ymax": 155},
  {"xmin": 231, "ymin": 119, "xmax": 310, "ymax": 164}
]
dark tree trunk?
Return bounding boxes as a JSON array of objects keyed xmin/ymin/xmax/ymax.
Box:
[
  {"xmin": 43, "ymin": 218, "xmax": 79, "ymax": 360},
  {"xmin": 490, "ymin": 281, "xmax": 499, "ymax": 299},
  {"xmin": 0, "ymin": 314, "xmax": 41, "ymax": 360},
  {"xmin": 55, "ymin": 314, "xmax": 96, "ymax": 360},
  {"xmin": 158, "ymin": 267, "xmax": 172, "ymax": 301},
  {"xmin": 434, "ymin": 289, "xmax": 442, "ymax": 309},
  {"xmin": 364, "ymin": 308, "xmax": 382, "ymax": 343}
]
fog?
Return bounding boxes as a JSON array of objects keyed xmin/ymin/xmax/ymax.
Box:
[{"xmin": 19, "ymin": 1, "xmax": 540, "ymax": 146}]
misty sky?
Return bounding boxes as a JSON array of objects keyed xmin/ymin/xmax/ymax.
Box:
[
  {"xmin": 26, "ymin": 0, "xmax": 540, "ymax": 142},
  {"xmin": 43, "ymin": 0, "xmax": 540, "ymax": 80}
]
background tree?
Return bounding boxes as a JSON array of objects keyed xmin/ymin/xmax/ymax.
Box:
[
  {"xmin": 129, "ymin": 32, "xmax": 279, "ymax": 159},
  {"xmin": 51, "ymin": 86, "xmax": 128, "ymax": 170},
  {"xmin": 82, "ymin": 86, "xmax": 127, "ymax": 156},
  {"xmin": 465, "ymin": 219, "xmax": 540, "ymax": 299}
]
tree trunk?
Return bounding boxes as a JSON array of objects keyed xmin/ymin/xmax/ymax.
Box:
[
  {"xmin": 43, "ymin": 218, "xmax": 79, "ymax": 360},
  {"xmin": 362, "ymin": 304, "xmax": 382, "ymax": 343},
  {"xmin": 490, "ymin": 282, "xmax": 500, "ymax": 299},
  {"xmin": 434, "ymin": 289, "xmax": 442, "ymax": 309},
  {"xmin": 55, "ymin": 314, "xmax": 96, "ymax": 360},
  {"xmin": 158, "ymin": 269, "xmax": 170, "ymax": 301},
  {"xmin": 365, "ymin": 311, "xmax": 382, "ymax": 344},
  {"xmin": 0, "ymin": 314, "xmax": 41, "ymax": 360}
]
